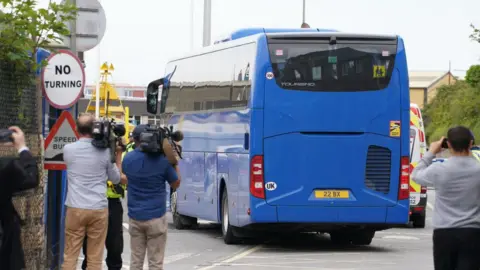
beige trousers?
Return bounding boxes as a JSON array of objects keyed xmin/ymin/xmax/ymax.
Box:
[
  {"xmin": 129, "ymin": 215, "xmax": 168, "ymax": 270},
  {"xmin": 62, "ymin": 207, "xmax": 108, "ymax": 270}
]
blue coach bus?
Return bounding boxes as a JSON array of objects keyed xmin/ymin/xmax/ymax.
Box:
[{"xmin": 146, "ymin": 28, "xmax": 411, "ymax": 245}]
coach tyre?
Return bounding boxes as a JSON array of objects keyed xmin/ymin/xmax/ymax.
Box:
[
  {"xmin": 329, "ymin": 231, "xmax": 352, "ymax": 245},
  {"xmin": 350, "ymin": 230, "xmax": 375, "ymax": 246},
  {"xmin": 171, "ymin": 191, "xmax": 185, "ymax": 229},
  {"xmin": 171, "ymin": 191, "xmax": 198, "ymax": 230},
  {"xmin": 221, "ymin": 189, "xmax": 240, "ymax": 244}
]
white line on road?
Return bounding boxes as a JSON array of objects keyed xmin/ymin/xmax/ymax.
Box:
[
  {"xmin": 123, "ymin": 223, "xmax": 129, "ymax": 230},
  {"xmin": 427, "ymin": 202, "xmax": 434, "ymax": 210},
  {"xmin": 197, "ymin": 245, "xmax": 263, "ymax": 270}
]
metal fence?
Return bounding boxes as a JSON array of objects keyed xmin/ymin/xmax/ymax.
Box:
[{"xmin": 0, "ymin": 63, "xmax": 45, "ymax": 269}]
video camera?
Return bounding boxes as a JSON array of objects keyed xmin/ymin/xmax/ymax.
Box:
[
  {"xmin": 91, "ymin": 118, "xmax": 126, "ymax": 163},
  {"xmin": 138, "ymin": 124, "xmax": 183, "ymax": 160}
]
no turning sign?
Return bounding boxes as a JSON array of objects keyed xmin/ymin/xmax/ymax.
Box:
[{"xmin": 42, "ymin": 50, "xmax": 85, "ymax": 109}]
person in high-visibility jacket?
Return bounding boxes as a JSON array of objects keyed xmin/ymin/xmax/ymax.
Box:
[
  {"xmin": 81, "ymin": 134, "xmax": 134, "ymax": 270},
  {"xmin": 471, "ymin": 146, "xmax": 480, "ymax": 162}
]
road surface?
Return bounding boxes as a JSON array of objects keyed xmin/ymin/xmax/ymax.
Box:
[{"xmin": 77, "ymin": 190, "xmax": 437, "ymax": 269}]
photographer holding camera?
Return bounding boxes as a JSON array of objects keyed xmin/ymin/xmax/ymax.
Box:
[
  {"xmin": 122, "ymin": 124, "xmax": 181, "ymax": 270},
  {"xmin": 61, "ymin": 113, "xmax": 126, "ymax": 270},
  {"xmin": 0, "ymin": 126, "xmax": 38, "ymax": 270},
  {"xmin": 411, "ymin": 126, "xmax": 480, "ymax": 270}
]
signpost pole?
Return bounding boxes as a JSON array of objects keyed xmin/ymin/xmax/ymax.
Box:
[{"xmin": 202, "ymin": 0, "xmax": 211, "ymax": 47}]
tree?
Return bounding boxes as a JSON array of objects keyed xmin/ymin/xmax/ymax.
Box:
[
  {"xmin": 424, "ymin": 80, "xmax": 480, "ymax": 142},
  {"xmin": 465, "ymin": 65, "xmax": 480, "ymax": 87},
  {"xmin": 0, "ymin": 0, "xmax": 77, "ymax": 73},
  {"xmin": 471, "ymin": 24, "xmax": 480, "ymax": 43}
]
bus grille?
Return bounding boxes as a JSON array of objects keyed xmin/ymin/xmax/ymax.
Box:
[{"xmin": 365, "ymin": 146, "xmax": 391, "ymax": 194}]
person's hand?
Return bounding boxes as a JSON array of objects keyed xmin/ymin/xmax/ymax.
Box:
[
  {"xmin": 116, "ymin": 137, "xmax": 126, "ymax": 153},
  {"xmin": 429, "ymin": 136, "xmax": 444, "ymax": 155},
  {"xmin": 8, "ymin": 126, "xmax": 26, "ymax": 151}
]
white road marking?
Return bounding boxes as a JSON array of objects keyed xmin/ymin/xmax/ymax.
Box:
[
  {"xmin": 381, "ymin": 235, "xmax": 420, "ymax": 240},
  {"xmin": 197, "ymin": 245, "xmax": 263, "ymax": 270},
  {"xmin": 214, "ymin": 263, "xmax": 357, "ymax": 269},
  {"xmin": 123, "ymin": 223, "xmax": 129, "ymax": 230},
  {"xmin": 77, "ymin": 253, "xmax": 192, "ymax": 269},
  {"xmin": 427, "ymin": 202, "xmax": 434, "ymax": 210},
  {"xmin": 376, "ymin": 231, "xmax": 431, "ymax": 236}
]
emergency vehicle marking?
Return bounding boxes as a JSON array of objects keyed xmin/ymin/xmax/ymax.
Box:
[{"xmin": 409, "ymin": 105, "xmax": 427, "ymax": 197}]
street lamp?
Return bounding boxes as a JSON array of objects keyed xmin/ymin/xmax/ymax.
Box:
[
  {"xmin": 301, "ymin": 0, "xmax": 310, "ymax": 28},
  {"xmin": 203, "ymin": 0, "xmax": 212, "ymax": 47}
]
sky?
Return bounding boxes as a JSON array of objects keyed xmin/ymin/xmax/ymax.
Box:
[{"xmin": 38, "ymin": 0, "xmax": 480, "ymax": 86}]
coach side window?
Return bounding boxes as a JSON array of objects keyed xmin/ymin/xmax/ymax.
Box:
[{"xmin": 231, "ymin": 43, "xmax": 255, "ymax": 108}]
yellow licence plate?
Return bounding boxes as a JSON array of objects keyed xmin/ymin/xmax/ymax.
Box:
[{"xmin": 315, "ymin": 190, "xmax": 349, "ymax": 199}]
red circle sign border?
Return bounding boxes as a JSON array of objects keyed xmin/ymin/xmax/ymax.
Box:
[{"xmin": 41, "ymin": 49, "xmax": 86, "ymax": 109}]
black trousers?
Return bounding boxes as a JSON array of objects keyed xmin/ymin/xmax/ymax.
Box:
[
  {"xmin": 433, "ymin": 228, "xmax": 480, "ymax": 270},
  {"xmin": 82, "ymin": 198, "xmax": 124, "ymax": 270}
]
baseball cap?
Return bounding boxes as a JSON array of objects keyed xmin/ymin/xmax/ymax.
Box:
[{"xmin": 132, "ymin": 124, "xmax": 148, "ymax": 139}]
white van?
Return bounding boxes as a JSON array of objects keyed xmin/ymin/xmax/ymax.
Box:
[{"xmin": 409, "ymin": 103, "xmax": 428, "ymax": 228}]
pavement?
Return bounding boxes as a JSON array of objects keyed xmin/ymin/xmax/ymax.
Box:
[{"xmin": 77, "ymin": 190, "xmax": 437, "ymax": 269}]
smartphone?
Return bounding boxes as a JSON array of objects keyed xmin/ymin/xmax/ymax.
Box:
[
  {"xmin": 0, "ymin": 129, "xmax": 13, "ymax": 143},
  {"xmin": 441, "ymin": 138, "xmax": 449, "ymax": 149}
]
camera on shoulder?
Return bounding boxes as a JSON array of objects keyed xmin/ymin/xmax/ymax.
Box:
[
  {"xmin": 138, "ymin": 124, "xmax": 183, "ymax": 159},
  {"xmin": 91, "ymin": 118, "xmax": 126, "ymax": 162}
]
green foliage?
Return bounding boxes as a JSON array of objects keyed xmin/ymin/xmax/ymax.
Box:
[
  {"xmin": 0, "ymin": 0, "xmax": 77, "ymax": 74},
  {"xmin": 466, "ymin": 65, "xmax": 480, "ymax": 87},
  {"xmin": 424, "ymin": 80, "xmax": 480, "ymax": 142},
  {"xmin": 471, "ymin": 24, "xmax": 480, "ymax": 43}
]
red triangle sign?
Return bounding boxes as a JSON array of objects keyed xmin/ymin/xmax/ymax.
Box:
[{"xmin": 44, "ymin": 111, "xmax": 79, "ymax": 170}]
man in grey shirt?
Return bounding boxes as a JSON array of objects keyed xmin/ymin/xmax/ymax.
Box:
[
  {"xmin": 61, "ymin": 113, "xmax": 125, "ymax": 270},
  {"xmin": 412, "ymin": 126, "xmax": 480, "ymax": 270}
]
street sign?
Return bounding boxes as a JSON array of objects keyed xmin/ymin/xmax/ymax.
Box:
[
  {"xmin": 61, "ymin": 0, "xmax": 107, "ymax": 52},
  {"xmin": 42, "ymin": 50, "xmax": 86, "ymax": 109},
  {"xmin": 44, "ymin": 111, "xmax": 79, "ymax": 170}
]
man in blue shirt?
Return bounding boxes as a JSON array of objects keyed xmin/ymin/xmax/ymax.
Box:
[{"xmin": 122, "ymin": 125, "xmax": 180, "ymax": 270}]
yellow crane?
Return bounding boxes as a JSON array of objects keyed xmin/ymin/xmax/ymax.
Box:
[{"xmin": 85, "ymin": 62, "xmax": 133, "ymax": 140}]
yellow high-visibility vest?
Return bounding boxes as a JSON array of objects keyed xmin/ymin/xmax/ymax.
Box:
[
  {"xmin": 472, "ymin": 150, "xmax": 480, "ymax": 162},
  {"xmin": 107, "ymin": 143, "xmax": 134, "ymax": 199}
]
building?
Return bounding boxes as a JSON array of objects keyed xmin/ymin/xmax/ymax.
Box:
[{"xmin": 409, "ymin": 71, "xmax": 456, "ymax": 108}]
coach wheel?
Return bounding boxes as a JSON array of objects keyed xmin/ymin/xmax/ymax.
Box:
[
  {"xmin": 329, "ymin": 232, "xmax": 351, "ymax": 245},
  {"xmin": 171, "ymin": 191, "xmax": 186, "ymax": 229},
  {"xmin": 221, "ymin": 190, "xmax": 240, "ymax": 245},
  {"xmin": 171, "ymin": 191, "xmax": 198, "ymax": 230},
  {"xmin": 351, "ymin": 230, "xmax": 375, "ymax": 246}
]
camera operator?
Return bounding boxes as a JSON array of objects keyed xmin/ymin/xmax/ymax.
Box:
[
  {"xmin": 412, "ymin": 126, "xmax": 480, "ymax": 270},
  {"xmin": 122, "ymin": 125, "xmax": 180, "ymax": 270},
  {"xmin": 0, "ymin": 126, "xmax": 38, "ymax": 270},
  {"xmin": 61, "ymin": 113, "xmax": 126, "ymax": 270},
  {"xmin": 81, "ymin": 134, "xmax": 130, "ymax": 270}
]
